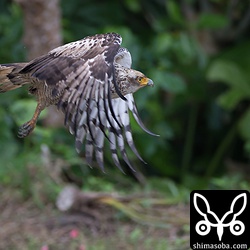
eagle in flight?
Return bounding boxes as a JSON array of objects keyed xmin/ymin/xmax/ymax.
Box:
[{"xmin": 0, "ymin": 33, "xmax": 157, "ymax": 171}]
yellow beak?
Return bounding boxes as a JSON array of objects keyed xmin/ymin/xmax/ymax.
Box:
[{"xmin": 140, "ymin": 77, "xmax": 154, "ymax": 87}]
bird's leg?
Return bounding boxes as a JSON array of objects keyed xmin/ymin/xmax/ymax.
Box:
[{"xmin": 18, "ymin": 102, "xmax": 44, "ymax": 138}]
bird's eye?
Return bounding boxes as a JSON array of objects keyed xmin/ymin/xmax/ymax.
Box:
[{"xmin": 137, "ymin": 77, "xmax": 143, "ymax": 83}]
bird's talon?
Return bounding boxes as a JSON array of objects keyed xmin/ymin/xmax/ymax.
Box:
[{"xmin": 18, "ymin": 121, "xmax": 35, "ymax": 138}]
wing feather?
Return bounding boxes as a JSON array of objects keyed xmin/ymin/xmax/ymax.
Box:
[
  {"xmin": 108, "ymin": 127, "xmax": 124, "ymax": 172},
  {"xmin": 94, "ymin": 130, "xmax": 105, "ymax": 171},
  {"xmin": 85, "ymin": 133, "xmax": 94, "ymax": 166},
  {"xmin": 17, "ymin": 33, "xmax": 156, "ymax": 171},
  {"xmin": 126, "ymin": 94, "xmax": 159, "ymax": 137},
  {"xmin": 85, "ymin": 79, "xmax": 97, "ymax": 142},
  {"xmin": 96, "ymin": 83, "xmax": 109, "ymax": 141},
  {"xmin": 114, "ymin": 48, "xmax": 132, "ymax": 68},
  {"xmin": 116, "ymin": 98, "xmax": 146, "ymax": 163},
  {"xmin": 102, "ymin": 75, "xmax": 119, "ymax": 136}
]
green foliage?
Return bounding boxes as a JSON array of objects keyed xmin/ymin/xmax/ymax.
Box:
[
  {"xmin": 0, "ymin": 0, "xmax": 250, "ymax": 195},
  {"xmin": 207, "ymin": 60, "xmax": 250, "ymax": 110},
  {"xmin": 207, "ymin": 40, "xmax": 250, "ymax": 162},
  {"xmin": 0, "ymin": 3, "xmax": 25, "ymax": 62},
  {"xmin": 197, "ymin": 13, "xmax": 228, "ymax": 30}
]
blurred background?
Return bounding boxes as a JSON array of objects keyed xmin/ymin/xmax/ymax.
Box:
[{"xmin": 0, "ymin": 0, "xmax": 250, "ymax": 249}]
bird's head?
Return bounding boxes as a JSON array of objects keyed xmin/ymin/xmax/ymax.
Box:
[
  {"xmin": 124, "ymin": 69, "xmax": 154, "ymax": 94},
  {"xmin": 113, "ymin": 64, "xmax": 154, "ymax": 98}
]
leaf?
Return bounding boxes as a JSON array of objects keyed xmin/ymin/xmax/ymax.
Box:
[
  {"xmin": 166, "ymin": 0, "xmax": 184, "ymax": 25},
  {"xmin": 124, "ymin": 0, "xmax": 141, "ymax": 12},
  {"xmin": 152, "ymin": 71, "xmax": 186, "ymax": 94},
  {"xmin": 173, "ymin": 33, "xmax": 199, "ymax": 64},
  {"xmin": 197, "ymin": 13, "xmax": 228, "ymax": 29},
  {"xmin": 153, "ymin": 32, "xmax": 173, "ymax": 55},
  {"xmin": 10, "ymin": 99, "xmax": 47, "ymax": 125},
  {"xmin": 217, "ymin": 89, "xmax": 248, "ymax": 110},
  {"xmin": 238, "ymin": 108, "xmax": 250, "ymax": 140},
  {"xmin": 207, "ymin": 60, "xmax": 250, "ymax": 109},
  {"xmin": 207, "ymin": 60, "xmax": 250, "ymax": 90}
]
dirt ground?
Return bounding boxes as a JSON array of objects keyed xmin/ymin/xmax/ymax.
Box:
[{"xmin": 0, "ymin": 187, "xmax": 190, "ymax": 250}]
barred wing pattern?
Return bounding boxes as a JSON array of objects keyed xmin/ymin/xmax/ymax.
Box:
[{"xmin": 20, "ymin": 33, "xmax": 155, "ymax": 171}]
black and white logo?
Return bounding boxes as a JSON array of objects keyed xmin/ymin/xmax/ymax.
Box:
[{"xmin": 190, "ymin": 190, "xmax": 250, "ymax": 250}]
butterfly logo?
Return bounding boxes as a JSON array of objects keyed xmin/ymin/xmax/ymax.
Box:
[{"xmin": 193, "ymin": 193, "xmax": 247, "ymax": 241}]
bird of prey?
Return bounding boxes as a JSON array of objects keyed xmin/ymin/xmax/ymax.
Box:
[{"xmin": 0, "ymin": 33, "xmax": 157, "ymax": 171}]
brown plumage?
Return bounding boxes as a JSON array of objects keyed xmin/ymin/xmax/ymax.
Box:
[{"xmin": 0, "ymin": 33, "xmax": 157, "ymax": 171}]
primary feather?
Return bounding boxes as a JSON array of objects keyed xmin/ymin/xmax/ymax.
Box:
[{"xmin": 0, "ymin": 33, "xmax": 157, "ymax": 171}]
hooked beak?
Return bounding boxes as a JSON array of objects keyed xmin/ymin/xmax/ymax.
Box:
[
  {"xmin": 139, "ymin": 77, "xmax": 154, "ymax": 87},
  {"xmin": 147, "ymin": 78, "xmax": 154, "ymax": 87}
]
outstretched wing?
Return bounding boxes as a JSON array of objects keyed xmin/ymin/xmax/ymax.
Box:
[
  {"xmin": 74, "ymin": 45, "xmax": 157, "ymax": 172},
  {"xmin": 19, "ymin": 33, "xmax": 155, "ymax": 171},
  {"xmin": 20, "ymin": 33, "xmax": 122, "ymax": 99}
]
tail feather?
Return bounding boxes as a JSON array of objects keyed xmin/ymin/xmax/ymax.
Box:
[{"xmin": 0, "ymin": 63, "xmax": 27, "ymax": 93}]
